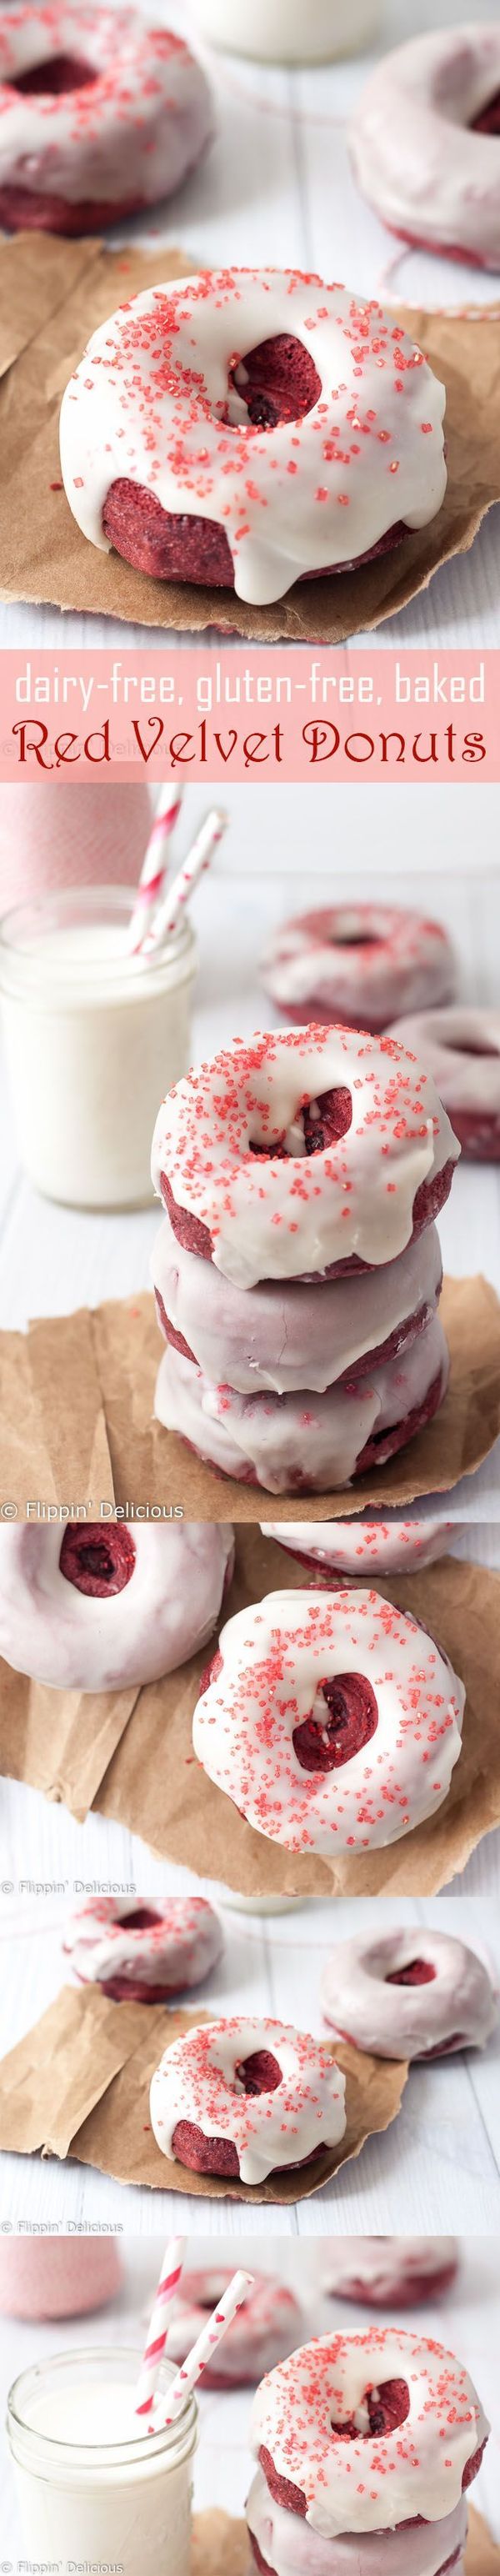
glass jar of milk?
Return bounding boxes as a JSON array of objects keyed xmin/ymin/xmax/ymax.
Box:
[
  {"xmin": 8, "ymin": 2347, "xmax": 198, "ymax": 2576},
  {"xmin": 0, "ymin": 887, "xmax": 197, "ymax": 1210},
  {"xmin": 189, "ymin": 0, "xmax": 382, "ymax": 61}
]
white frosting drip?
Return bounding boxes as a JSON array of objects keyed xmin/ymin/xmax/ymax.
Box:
[
  {"xmin": 59, "ymin": 269, "xmax": 447, "ymax": 607},
  {"xmin": 349, "ymin": 26, "xmax": 500, "ymax": 272},
  {"xmin": 152, "ymin": 1029, "xmax": 458, "ymax": 1289},
  {"xmin": 321, "ymin": 1927, "xmax": 498, "ymax": 2059},
  {"xmin": 63, "ymin": 1894, "xmax": 223, "ymax": 1994},
  {"xmin": 150, "ymin": 2015, "xmax": 346, "ymax": 2186},
  {"xmin": 155, "ymin": 1312, "xmax": 449, "ymax": 1495},
  {"xmin": 190, "ymin": 0, "xmax": 381, "ymax": 67},
  {"xmin": 389, "ymin": 1008, "xmax": 500, "ymax": 1125},
  {"xmin": 192, "ymin": 1584, "xmax": 465, "ymax": 1855},
  {"xmin": 262, "ymin": 906, "xmax": 456, "ymax": 1027},
  {"xmin": 261, "ymin": 1515, "xmax": 462, "ymax": 1576},
  {"xmin": 152, "ymin": 1208, "xmax": 443, "ymax": 1397},
  {"xmin": 250, "ymin": 2328, "xmax": 489, "ymax": 2532},
  {"xmin": 247, "ymin": 2466, "xmax": 468, "ymax": 2575},
  {"xmin": 0, "ymin": 1521, "xmax": 233, "ymax": 1691},
  {"xmin": 0, "ymin": 8, "xmax": 212, "ymax": 208},
  {"xmin": 323, "ymin": 2238, "xmax": 458, "ymax": 2304}
]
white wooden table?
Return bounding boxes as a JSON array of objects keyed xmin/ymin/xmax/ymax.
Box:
[
  {"xmin": 0, "ymin": 1879, "xmax": 499, "ymax": 2236},
  {"xmin": 1, "ymin": 791, "xmax": 500, "ymax": 1510},
  {"xmin": 1, "ymin": 0, "xmax": 500, "ymax": 650},
  {"xmin": 1, "ymin": 2236, "xmax": 499, "ymax": 2549}
]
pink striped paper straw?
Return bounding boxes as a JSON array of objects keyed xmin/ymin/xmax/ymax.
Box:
[
  {"xmin": 135, "ymin": 2237, "xmax": 186, "ymax": 2421},
  {"xmin": 144, "ymin": 807, "xmax": 228, "ymax": 954},
  {"xmin": 128, "ymin": 789, "xmax": 183, "ymax": 954},
  {"xmin": 152, "ymin": 2269, "xmax": 254, "ymax": 2428}
]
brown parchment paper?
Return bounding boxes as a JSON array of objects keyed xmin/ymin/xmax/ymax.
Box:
[
  {"xmin": 0, "ymin": 1984, "xmax": 408, "ymax": 2205},
  {"xmin": 192, "ymin": 2509, "xmax": 497, "ymax": 2576},
  {"xmin": 1, "ymin": 1534, "xmax": 499, "ymax": 1900},
  {"xmin": 0, "ymin": 1275, "xmax": 498, "ymax": 1523},
  {"xmin": 0, "ymin": 233, "xmax": 499, "ymax": 641}
]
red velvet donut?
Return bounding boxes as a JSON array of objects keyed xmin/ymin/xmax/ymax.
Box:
[
  {"xmin": 0, "ymin": 8, "xmax": 212, "ymax": 233},
  {"xmin": 261, "ymin": 905, "xmax": 456, "ymax": 1033}
]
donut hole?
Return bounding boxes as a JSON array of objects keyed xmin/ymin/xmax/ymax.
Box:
[
  {"xmin": 59, "ymin": 1524, "xmax": 136, "ymax": 1598},
  {"xmin": 248, "ymin": 1085, "xmax": 353, "ymax": 1160},
  {"xmin": 7, "ymin": 54, "xmax": 98, "ymax": 95},
  {"xmin": 292, "ymin": 1671, "xmax": 378, "ymax": 1772},
  {"xmin": 118, "ymin": 1907, "xmax": 162, "ymax": 1933},
  {"xmin": 229, "ymin": 333, "xmax": 322, "ymax": 431},
  {"xmin": 330, "ymin": 2375, "xmax": 411, "ymax": 2440},
  {"xmin": 445, "ymin": 1035, "xmax": 498, "ymax": 1057},
  {"xmin": 386, "ymin": 1957, "xmax": 437, "ymax": 1987},
  {"xmin": 235, "ymin": 2049, "xmax": 282, "ymax": 2097},
  {"xmin": 472, "ymin": 90, "xmax": 500, "ymax": 136}
]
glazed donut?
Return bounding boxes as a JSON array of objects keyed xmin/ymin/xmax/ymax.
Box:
[
  {"xmin": 261, "ymin": 906, "xmax": 456, "ymax": 1034},
  {"xmin": 59, "ymin": 268, "xmax": 447, "ymax": 605},
  {"xmin": 0, "ymin": 8, "xmax": 212, "ymax": 235},
  {"xmin": 247, "ymin": 2469, "xmax": 468, "ymax": 2576},
  {"xmin": 349, "ymin": 26, "xmax": 500, "ymax": 273},
  {"xmin": 152, "ymin": 1209, "xmax": 444, "ymax": 1401},
  {"xmin": 155, "ymin": 1311, "xmax": 450, "ymax": 1494},
  {"xmin": 150, "ymin": 2015, "xmax": 346, "ymax": 2185},
  {"xmin": 192, "ymin": 1586, "xmax": 465, "ymax": 1855},
  {"xmin": 389, "ymin": 1008, "xmax": 500, "ymax": 1162},
  {"xmin": 62, "ymin": 1893, "xmax": 223, "ymax": 2003},
  {"xmin": 249, "ymin": 2326, "xmax": 488, "ymax": 2537},
  {"xmin": 0, "ymin": 1521, "xmax": 234, "ymax": 1692},
  {"xmin": 261, "ymin": 1513, "xmax": 463, "ymax": 1577},
  {"xmin": 151, "ymin": 1030, "xmax": 459, "ymax": 1291},
  {"xmin": 321, "ymin": 1927, "xmax": 498, "ymax": 2062},
  {"xmin": 165, "ymin": 2267, "xmax": 301, "ymax": 2386},
  {"xmin": 323, "ymin": 2238, "xmax": 459, "ymax": 2309},
  {"xmin": 0, "ymin": 2234, "xmax": 122, "ymax": 2320}
]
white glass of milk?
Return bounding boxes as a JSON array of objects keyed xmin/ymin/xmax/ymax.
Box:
[
  {"xmin": 188, "ymin": 0, "xmax": 382, "ymax": 62},
  {"xmin": 8, "ymin": 2345, "xmax": 198, "ymax": 2576},
  {"xmin": 0, "ymin": 887, "xmax": 197, "ymax": 1210}
]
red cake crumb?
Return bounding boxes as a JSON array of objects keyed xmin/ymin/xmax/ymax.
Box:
[
  {"xmin": 292, "ymin": 1673, "xmax": 378, "ymax": 1772},
  {"xmin": 59, "ymin": 1524, "xmax": 136, "ymax": 1598}
]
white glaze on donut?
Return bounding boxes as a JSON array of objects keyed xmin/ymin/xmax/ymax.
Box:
[
  {"xmin": 59, "ymin": 269, "xmax": 447, "ymax": 607},
  {"xmin": 261, "ymin": 1514, "xmax": 462, "ymax": 1576},
  {"xmin": 151, "ymin": 1029, "xmax": 459, "ymax": 1290},
  {"xmin": 262, "ymin": 906, "xmax": 456, "ymax": 1030},
  {"xmin": 321, "ymin": 1928, "xmax": 498, "ymax": 2060},
  {"xmin": 323, "ymin": 2238, "xmax": 458, "ymax": 2308},
  {"xmin": 62, "ymin": 1894, "xmax": 223, "ymax": 1997},
  {"xmin": 150, "ymin": 2016, "xmax": 346, "ymax": 2184},
  {"xmin": 152, "ymin": 1209, "xmax": 443, "ymax": 1397},
  {"xmin": 192, "ymin": 1586, "xmax": 465, "ymax": 1854},
  {"xmin": 349, "ymin": 26, "xmax": 500, "ymax": 271},
  {"xmin": 0, "ymin": 8, "xmax": 212, "ymax": 210},
  {"xmin": 155, "ymin": 1311, "xmax": 450, "ymax": 1494},
  {"xmin": 0, "ymin": 1522, "xmax": 234, "ymax": 1691},
  {"xmin": 250, "ymin": 2327, "xmax": 488, "ymax": 2531},
  {"xmin": 247, "ymin": 2467, "xmax": 468, "ymax": 2576},
  {"xmin": 166, "ymin": 2268, "xmax": 300, "ymax": 2384},
  {"xmin": 389, "ymin": 1009, "xmax": 500, "ymax": 1158}
]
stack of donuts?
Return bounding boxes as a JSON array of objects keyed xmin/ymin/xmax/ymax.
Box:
[
  {"xmin": 151, "ymin": 1025, "xmax": 460, "ymax": 1493},
  {"xmin": 246, "ymin": 2325, "xmax": 489, "ymax": 2576}
]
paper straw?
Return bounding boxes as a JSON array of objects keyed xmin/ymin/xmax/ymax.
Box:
[
  {"xmin": 152, "ymin": 2268, "xmax": 255, "ymax": 2427},
  {"xmin": 144, "ymin": 806, "xmax": 228, "ymax": 954},
  {"xmin": 135, "ymin": 2237, "xmax": 186, "ymax": 2420},
  {"xmin": 128, "ymin": 788, "xmax": 183, "ymax": 953}
]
